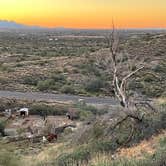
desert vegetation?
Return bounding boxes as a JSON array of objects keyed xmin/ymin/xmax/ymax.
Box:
[
  {"xmin": 0, "ymin": 30, "xmax": 165, "ymax": 97},
  {"xmin": 0, "ymin": 29, "xmax": 166, "ymax": 166}
]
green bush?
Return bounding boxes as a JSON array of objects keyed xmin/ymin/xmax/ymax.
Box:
[
  {"xmin": 30, "ymin": 104, "xmax": 67, "ymax": 116},
  {"xmin": 35, "ymin": 73, "xmax": 73, "ymax": 92},
  {"xmin": 15, "ymin": 63, "xmax": 24, "ymax": 67},
  {"xmin": 153, "ymin": 62, "xmax": 166, "ymax": 74},
  {"xmin": 78, "ymin": 63, "xmax": 101, "ymax": 76},
  {"xmin": 143, "ymin": 74, "xmax": 158, "ymax": 82},
  {"xmin": 131, "ymin": 109, "xmax": 166, "ymax": 144},
  {"xmin": 85, "ymin": 79, "xmax": 104, "ymax": 93},
  {"xmin": 23, "ymin": 76, "xmax": 38, "ymax": 86},
  {"xmin": 79, "ymin": 110, "xmax": 93, "ymax": 121},
  {"xmin": 37, "ymin": 79, "xmax": 55, "ymax": 91},
  {"xmin": 92, "ymin": 123, "xmax": 105, "ymax": 139},
  {"xmin": 51, "ymin": 74, "xmax": 66, "ymax": 83},
  {"xmin": 76, "ymin": 104, "xmax": 108, "ymax": 116},
  {"xmin": 60, "ymin": 85, "xmax": 76, "ymax": 94}
]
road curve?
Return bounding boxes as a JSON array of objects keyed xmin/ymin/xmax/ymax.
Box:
[{"xmin": 0, "ymin": 90, "xmax": 118, "ymax": 105}]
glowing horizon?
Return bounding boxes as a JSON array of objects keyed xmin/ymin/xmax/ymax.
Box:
[{"xmin": 0, "ymin": 0, "xmax": 166, "ymax": 29}]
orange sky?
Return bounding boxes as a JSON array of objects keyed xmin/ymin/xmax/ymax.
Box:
[{"xmin": 0, "ymin": 0, "xmax": 166, "ymax": 28}]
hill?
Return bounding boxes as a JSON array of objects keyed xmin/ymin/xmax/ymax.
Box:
[{"xmin": 0, "ymin": 20, "xmax": 45, "ymax": 29}]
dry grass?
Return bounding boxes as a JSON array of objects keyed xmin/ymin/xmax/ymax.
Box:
[
  {"xmin": 22, "ymin": 142, "xmax": 73, "ymax": 166},
  {"xmin": 117, "ymin": 131, "xmax": 166, "ymax": 159},
  {"xmin": 156, "ymin": 97, "xmax": 166, "ymax": 105},
  {"xmin": 23, "ymin": 131, "xmax": 166, "ymax": 166}
]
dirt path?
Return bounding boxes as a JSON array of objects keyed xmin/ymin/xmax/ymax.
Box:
[{"xmin": 0, "ymin": 90, "xmax": 118, "ymax": 105}]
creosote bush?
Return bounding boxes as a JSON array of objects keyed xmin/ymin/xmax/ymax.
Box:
[
  {"xmin": 76, "ymin": 103, "xmax": 108, "ymax": 117},
  {"xmin": 85, "ymin": 78, "xmax": 105, "ymax": 93},
  {"xmin": 23, "ymin": 76, "xmax": 39, "ymax": 86},
  {"xmin": 37, "ymin": 79, "xmax": 56, "ymax": 91},
  {"xmin": 30, "ymin": 104, "xmax": 67, "ymax": 116},
  {"xmin": 60, "ymin": 85, "xmax": 76, "ymax": 94}
]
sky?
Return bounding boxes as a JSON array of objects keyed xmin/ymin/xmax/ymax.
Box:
[{"xmin": 0, "ymin": 0, "xmax": 166, "ymax": 29}]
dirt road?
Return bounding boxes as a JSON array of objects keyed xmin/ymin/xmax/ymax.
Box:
[{"xmin": 0, "ymin": 90, "xmax": 118, "ymax": 105}]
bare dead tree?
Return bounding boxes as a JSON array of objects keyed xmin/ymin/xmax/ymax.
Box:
[
  {"xmin": 90, "ymin": 25, "xmax": 160, "ymax": 136},
  {"xmin": 94, "ymin": 24, "xmax": 156, "ymax": 111},
  {"xmin": 108, "ymin": 29, "xmax": 145, "ymax": 108},
  {"xmin": 75, "ymin": 25, "xmax": 158, "ymax": 146}
]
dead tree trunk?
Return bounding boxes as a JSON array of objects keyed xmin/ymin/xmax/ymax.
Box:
[{"xmin": 92, "ymin": 24, "xmax": 157, "ymax": 146}]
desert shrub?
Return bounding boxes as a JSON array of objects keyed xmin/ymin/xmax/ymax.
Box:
[
  {"xmin": 23, "ymin": 76, "xmax": 39, "ymax": 86},
  {"xmin": 131, "ymin": 109, "xmax": 166, "ymax": 144},
  {"xmin": 77, "ymin": 107, "xmax": 166, "ymax": 148},
  {"xmin": 15, "ymin": 63, "xmax": 24, "ymax": 67},
  {"xmin": 85, "ymin": 79, "xmax": 104, "ymax": 93},
  {"xmin": 129, "ymin": 61, "xmax": 166, "ymax": 98},
  {"xmin": 37, "ymin": 79, "xmax": 55, "ymax": 91},
  {"xmin": 142, "ymin": 74, "xmax": 158, "ymax": 82},
  {"xmin": 153, "ymin": 62, "xmax": 166, "ymax": 74},
  {"xmin": 78, "ymin": 63, "xmax": 101, "ymax": 76},
  {"xmin": 102, "ymin": 108, "xmax": 166, "ymax": 147},
  {"xmin": 51, "ymin": 74, "xmax": 66, "ymax": 83},
  {"xmin": 30, "ymin": 104, "xmax": 67, "ymax": 116},
  {"xmin": 36, "ymin": 74, "xmax": 68, "ymax": 91},
  {"xmin": 60, "ymin": 85, "xmax": 76, "ymax": 94},
  {"xmin": 79, "ymin": 110, "xmax": 93, "ymax": 121},
  {"xmin": 68, "ymin": 104, "xmax": 98, "ymax": 121},
  {"xmin": 77, "ymin": 104, "xmax": 98, "ymax": 115},
  {"xmin": 141, "ymin": 83, "xmax": 163, "ymax": 98},
  {"xmin": 55, "ymin": 147, "xmax": 91, "ymax": 166},
  {"xmin": 76, "ymin": 103, "xmax": 108, "ymax": 116},
  {"xmin": 130, "ymin": 81, "xmax": 164, "ymax": 98},
  {"xmin": 92, "ymin": 123, "xmax": 105, "ymax": 139},
  {"xmin": 113, "ymin": 118, "xmax": 135, "ymax": 145},
  {"xmin": 84, "ymin": 105, "xmax": 98, "ymax": 114},
  {"xmin": 73, "ymin": 103, "xmax": 108, "ymax": 121}
]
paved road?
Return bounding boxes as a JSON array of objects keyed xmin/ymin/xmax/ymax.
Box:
[{"xmin": 0, "ymin": 90, "xmax": 118, "ymax": 105}]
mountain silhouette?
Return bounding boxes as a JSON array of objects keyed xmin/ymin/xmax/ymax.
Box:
[
  {"xmin": 0, "ymin": 20, "xmax": 69, "ymax": 30},
  {"xmin": 0, "ymin": 20, "xmax": 45, "ymax": 29}
]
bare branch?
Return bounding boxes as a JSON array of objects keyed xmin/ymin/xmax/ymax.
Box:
[
  {"xmin": 120, "ymin": 66, "xmax": 144, "ymax": 90},
  {"xmin": 135, "ymin": 101, "xmax": 157, "ymax": 113}
]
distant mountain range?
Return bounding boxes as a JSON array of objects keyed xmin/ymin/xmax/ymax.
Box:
[
  {"xmin": 0, "ymin": 20, "xmax": 165, "ymax": 32},
  {"xmin": 0, "ymin": 20, "xmax": 43, "ymax": 29},
  {"xmin": 0, "ymin": 20, "xmax": 68, "ymax": 30}
]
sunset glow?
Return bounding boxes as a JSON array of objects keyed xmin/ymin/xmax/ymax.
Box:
[{"xmin": 0, "ymin": 0, "xmax": 166, "ymax": 28}]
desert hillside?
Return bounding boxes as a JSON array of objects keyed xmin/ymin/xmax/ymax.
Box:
[{"xmin": 0, "ymin": 30, "xmax": 166, "ymax": 166}]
